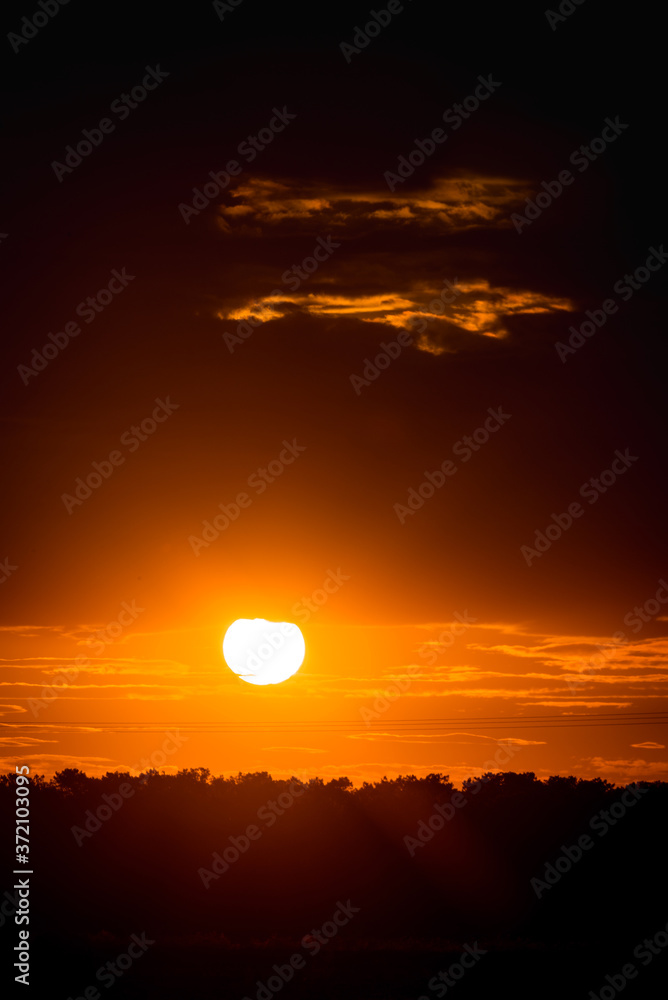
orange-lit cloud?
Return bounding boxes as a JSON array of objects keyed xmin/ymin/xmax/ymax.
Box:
[
  {"xmin": 349, "ymin": 731, "xmax": 546, "ymax": 746},
  {"xmin": 210, "ymin": 173, "xmax": 580, "ymax": 355},
  {"xmin": 3, "ymin": 618, "xmax": 667, "ymax": 783},
  {"xmin": 583, "ymin": 756, "xmax": 668, "ymax": 781},
  {"xmin": 218, "ymin": 281, "xmax": 574, "ymax": 354},
  {"xmin": 216, "ymin": 175, "xmax": 534, "ymax": 236}
]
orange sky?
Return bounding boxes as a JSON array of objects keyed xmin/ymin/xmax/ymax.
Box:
[
  {"xmin": 3, "ymin": 602, "xmax": 668, "ymax": 784},
  {"xmin": 2, "ymin": 28, "xmax": 666, "ymax": 786}
]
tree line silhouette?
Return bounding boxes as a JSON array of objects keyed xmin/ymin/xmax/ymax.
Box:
[{"xmin": 2, "ymin": 768, "xmax": 666, "ymax": 998}]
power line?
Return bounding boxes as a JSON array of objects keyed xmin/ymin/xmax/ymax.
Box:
[{"xmin": 3, "ymin": 710, "xmax": 668, "ymax": 734}]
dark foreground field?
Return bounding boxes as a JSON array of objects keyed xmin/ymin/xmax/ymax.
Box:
[
  {"xmin": 34, "ymin": 936, "xmax": 668, "ymax": 1000},
  {"xmin": 3, "ymin": 769, "xmax": 667, "ymax": 998}
]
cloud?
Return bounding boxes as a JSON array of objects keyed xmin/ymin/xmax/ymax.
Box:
[
  {"xmin": 0, "ymin": 754, "xmax": 119, "ymax": 777},
  {"xmin": 520, "ymin": 701, "xmax": 633, "ymax": 708},
  {"xmin": 0, "ymin": 657, "xmax": 190, "ymax": 677},
  {"xmin": 384, "ymin": 667, "xmax": 563, "ymax": 682},
  {"xmin": 461, "ymin": 630, "xmax": 668, "ymax": 706},
  {"xmin": 470, "ymin": 635, "xmax": 668, "ymax": 668},
  {"xmin": 299, "ymin": 618, "xmax": 668, "ymax": 710},
  {"xmin": 0, "ymin": 753, "xmax": 186, "ymax": 779},
  {"xmin": 343, "ymin": 686, "xmax": 583, "ymax": 700},
  {"xmin": 0, "ymin": 736, "xmax": 58, "ymax": 746},
  {"xmin": 348, "ymin": 731, "xmax": 546, "ymax": 746},
  {"xmin": 0, "ymin": 681, "xmax": 188, "ymax": 690},
  {"xmin": 0, "ymin": 624, "xmax": 119, "ymax": 642},
  {"xmin": 216, "ymin": 175, "xmax": 534, "ymax": 237},
  {"xmin": 630, "ymin": 741, "xmax": 665, "ymax": 750},
  {"xmin": 210, "ymin": 173, "xmax": 579, "ymax": 356},
  {"xmin": 501, "ymin": 737, "xmax": 547, "ymax": 746},
  {"xmin": 0, "ymin": 625, "xmax": 74, "ymax": 637},
  {"xmin": 219, "ymin": 279, "xmax": 574, "ymax": 355},
  {"xmin": 582, "ymin": 756, "xmax": 668, "ymax": 780}
]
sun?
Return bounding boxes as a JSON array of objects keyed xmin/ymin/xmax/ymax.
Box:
[{"xmin": 222, "ymin": 618, "xmax": 305, "ymax": 685}]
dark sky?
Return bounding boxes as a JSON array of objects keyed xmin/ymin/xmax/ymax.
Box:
[{"xmin": 3, "ymin": 0, "xmax": 666, "ymax": 622}]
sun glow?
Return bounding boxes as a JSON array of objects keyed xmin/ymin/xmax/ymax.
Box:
[{"xmin": 222, "ymin": 618, "xmax": 306, "ymax": 685}]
